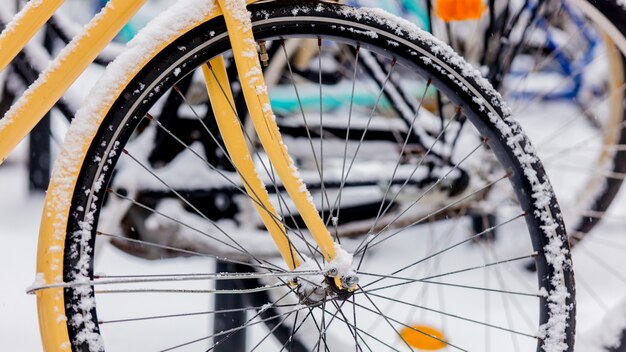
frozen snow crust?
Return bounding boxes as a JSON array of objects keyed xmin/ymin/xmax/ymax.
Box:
[{"xmin": 44, "ymin": 1, "xmax": 573, "ymax": 351}]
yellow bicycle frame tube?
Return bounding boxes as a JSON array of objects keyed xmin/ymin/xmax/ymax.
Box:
[
  {"xmin": 0, "ymin": 0, "xmax": 64, "ymax": 73},
  {"xmin": 0, "ymin": 0, "xmax": 147, "ymax": 163},
  {"xmin": 202, "ymin": 57, "xmax": 301, "ymax": 270}
]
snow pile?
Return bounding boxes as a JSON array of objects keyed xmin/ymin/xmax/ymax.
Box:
[{"xmin": 577, "ymin": 298, "xmax": 626, "ymax": 352}]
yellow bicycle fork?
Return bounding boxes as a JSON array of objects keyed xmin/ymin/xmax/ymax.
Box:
[{"xmin": 205, "ymin": 0, "xmax": 342, "ymax": 271}]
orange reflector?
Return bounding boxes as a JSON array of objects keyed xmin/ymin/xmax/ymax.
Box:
[
  {"xmin": 435, "ymin": 0, "xmax": 485, "ymax": 22},
  {"xmin": 400, "ymin": 325, "xmax": 447, "ymax": 350}
]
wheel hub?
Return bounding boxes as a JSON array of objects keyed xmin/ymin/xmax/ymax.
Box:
[{"xmin": 294, "ymin": 271, "xmax": 359, "ymax": 305}]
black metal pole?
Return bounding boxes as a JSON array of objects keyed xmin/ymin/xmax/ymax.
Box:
[
  {"xmin": 28, "ymin": 115, "xmax": 50, "ymax": 192},
  {"xmin": 213, "ymin": 260, "xmax": 247, "ymax": 352},
  {"xmin": 28, "ymin": 18, "xmax": 55, "ymax": 192}
]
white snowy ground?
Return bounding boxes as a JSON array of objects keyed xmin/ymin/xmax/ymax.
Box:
[{"xmin": 0, "ymin": 159, "xmax": 47, "ymax": 351}]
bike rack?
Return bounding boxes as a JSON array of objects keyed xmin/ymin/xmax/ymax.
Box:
[
  {"xmin": 27, "ymin": 23, "xmax": 55, "ymax": 192},
  {"xmin": 213, "ymin": 260, "xmax": 247, "ymax": 352}
]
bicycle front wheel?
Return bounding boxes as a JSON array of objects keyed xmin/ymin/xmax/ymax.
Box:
[{"xmin": 37, "ymin": 1, "xmax": 574, "ymax": 351}]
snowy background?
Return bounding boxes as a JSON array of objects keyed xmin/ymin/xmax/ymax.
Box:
[
  {"xmin": 2, "ymin": 0, "xmax": 626, "ymax": 350},
  {"xmin": 0, "ymin": 160, "xmax": 44, "ymax": 350}
]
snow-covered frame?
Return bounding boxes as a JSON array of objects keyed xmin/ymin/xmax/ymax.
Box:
[{"xmin": 0, "ymin": 0, "xmax": 148, "ymax": 162}]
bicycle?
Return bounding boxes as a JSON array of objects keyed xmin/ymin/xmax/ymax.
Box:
[
  {"xmin": 0, "ymin": 0, "xmax": 574, "ymax": 350},
  {"xmin": 431, "ymin": 0, "xmax": 626, "ymax": 238},
  {"xmin": 261, "ymin": 0, "xmax": 626, "ymax": 241}
]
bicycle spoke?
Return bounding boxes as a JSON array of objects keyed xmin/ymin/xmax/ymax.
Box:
[
  {"xmin": 277, "ymin": 308, "xmax": 311, "ymax": 352},
  {"xmin": 358, "ymin": 287, "xmax": 416, "ymax": 351},
  {"xmin": 362, "ymin": 274, "xmax": 537, "ymax": 297},
  {"xmin": 357, "ymin": 104, "xmax": 460, "ymax": 269},
  {"xmin": 328, "ymin": 300, "xmax": 366, "ymax": 352},
  {"xmin": 104, "ymin": 187, "xmax": 285, "ymax": 271},
  {"xmin": 352, "ymin": 295, "xmax": 361, "ymax": 352},
  {"xmin": 309, "ymin": 299, "xmax": 392, "ymax": 352},
  {"xmin": 280, "ymin": 40, "xmax": 332, "ymax": 227},
  {"xmin": 32, "ymin": 271, "xmax": 320, "ymax": 293},
  {"xmin": 326, "ymin": 55, "xmax": 398, "ymax": 226},
  {"xmin": 315, "ymin": 303, "xmax": 399, "ymax": 352},
  {"xmin": 484, "ymin": 241, "xmax": 525, "ymax": 352},
  {"xmin": 99, "ymin": 303, "xmax": 298, "ymax": 325},
  {"xmin": 156, "ymin": 290, "xmax": 303, "ymax": 351},
  {"xmin": 249, "ymin": 311, "xmax": 296, "ymax": 352},
  {"xmin": 96, "ymin": 230, "xmax": 282, "ymax": 272},
  {"xmin": 170, "ymin": 83, "xmax": 312, "ymax": 266},
  {"xmin": 365, "ymin": 103, "xmax": 459, "ymax": 235},
  {"xmin": 318, "ymin": 37, "xmax": 327, "ymax": 233},
  {"xmin": 353, "ymin": 138, "xmax": 487, "ymax": 254},
  {"xmin": 95, "ymin": 284, "xmax": 283, "ymax": 295},
  {"xmin": 367, "ymin": 217, "xmax": 457, "ymax": 336},
  {"xmin": 329, "ymin": 44, "xmax": 359, "ymax": 240},
  {"xmin": 368, "ymin": 80, "xmax": 434, "ymax": 234}
]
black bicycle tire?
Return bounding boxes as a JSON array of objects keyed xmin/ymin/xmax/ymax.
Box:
[{"xmin": 57, "ymin": 2, "xmax": 575, "ymax": 351}]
